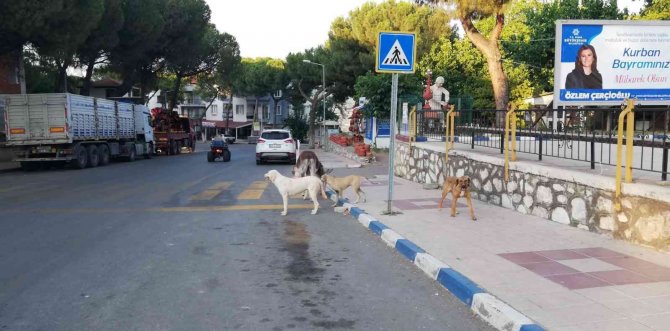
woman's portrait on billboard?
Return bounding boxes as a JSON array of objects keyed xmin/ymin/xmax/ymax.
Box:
[{"xmin": 565, "ymin": 44, "xmax": 603, "ymax": 89}]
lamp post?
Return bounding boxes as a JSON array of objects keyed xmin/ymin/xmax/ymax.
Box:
[
  {"xmin": 271, "ymin": 89, "xmax": 283, "ymax": 129},
  {"xmin": 302, "ymin": 59, "xmax": 326, "ymax": 147}
]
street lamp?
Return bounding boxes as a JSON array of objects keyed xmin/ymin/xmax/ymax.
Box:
[
  {"xmin": 302, "ymin": 59, "xmax": 326, "ymax": 147},
  {"xmin": 271, "ymin": 89, "xmax": 283, "ymax": 129}
]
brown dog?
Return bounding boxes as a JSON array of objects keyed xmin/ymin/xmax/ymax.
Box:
[
  {"xmin": 321, "ymin": 174, "xmax": 366, "ymax": 207},
  {"xmin": 438, "ymin": 176, "xmax": 477, "ymax": 221}
]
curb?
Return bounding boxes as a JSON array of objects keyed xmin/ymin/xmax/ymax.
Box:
[{"xmin": 325, "ymin": 190, "xmax": 545, "ymax": 331}]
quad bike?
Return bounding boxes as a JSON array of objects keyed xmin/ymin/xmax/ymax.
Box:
[{"xmin": 207, "ymin": 139, "xmax": 231, "ymax": 162}]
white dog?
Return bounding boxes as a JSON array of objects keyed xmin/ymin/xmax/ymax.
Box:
[{"xmin": 264, "ymin": 169, "xmax": 327, "ymax": 216}]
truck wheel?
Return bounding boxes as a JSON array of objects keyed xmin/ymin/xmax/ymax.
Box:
[
  {"xmin": 145, "ymin": 143, "xmax": 154, "ymax": 159},
  {"xmin": 127, "ymin": 144, "xmax": 136, "ymax": 162},
  {"xmin": 176, "ymin": 141, "xmax": 183, "ymax": 154},
  {"xmin": 207, "ymin": 151, "xmax": 214, "ymax": 162},
  {"xmin": 98, "ymin": 144, "xmax": 110, "ymax": 165},
  {"xmin": 73, "ymin": 145, "xmax": 88, "ymax": 169},
  {"xmin": 171, "ymin": 141, "xmax": 178, "ymax": 155},
  {"xmin": 223, "ymin": 150, "xmax": 231, "ymax": 162},
  {"xmin": 167, "ymin": 141, "xmax": 174, "ymax": 155},
  {"xmin": 87, "ymin": 145, "xmax": 99, "ymax": 168}
]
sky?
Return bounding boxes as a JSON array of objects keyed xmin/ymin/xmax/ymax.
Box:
[
  {"xmin": 205, "ymin": 0, "xmax": 645, "ymax": 60},
  {"xmin": 205, "ymin": 0, "xmax": 380, "ymax": 59}
]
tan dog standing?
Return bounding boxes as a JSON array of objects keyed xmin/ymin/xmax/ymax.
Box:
[
  {"xmin": 438, "ymin": 175, "xmax": 477, "ymax": 221},
  {"xmin": 321, "ymin": 174, "xmax": 366, "ymax": 207},
  {"xmin": 264, "ymin": 170, "xmax": 327, "ymax": 216}
]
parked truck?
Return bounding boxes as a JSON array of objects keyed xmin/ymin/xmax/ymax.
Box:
[
  {"xmin": 2, "ymin": 93, "xmax": 154, "ymax": 170},
  {"xmin": 151, "ymin": 107, "xmax": 195, "ymax": 155}
]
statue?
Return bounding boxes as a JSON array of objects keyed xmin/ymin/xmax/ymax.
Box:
[
  {"xmin": 422, "ymin": 70, "xmax": 450, "ymax": 128},
  {"xmin": 429, "ymin": 76, "xmax": 449, "ymax": 111}
]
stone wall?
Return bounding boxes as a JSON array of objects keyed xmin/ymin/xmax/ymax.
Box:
[
  {"xmin": 322, "ymin": 140, "xmax": 371, "ymax": 164},
  {"xmin": 393, "ymin": 142, "xmax": 670, "ymax": 251}
]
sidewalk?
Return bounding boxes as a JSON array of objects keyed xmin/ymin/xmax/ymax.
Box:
[
  {"xmin": 313, "ymin": 148, "xmax": 670, "ymax": 331},
  {"xmin": 0, "ymin": 161, "xmax": 19, "ymax": 172}
]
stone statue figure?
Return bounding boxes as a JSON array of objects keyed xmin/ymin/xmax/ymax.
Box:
[{"xmin": 428, "ymin": 76, "xmax": 449, "ymax": 111}]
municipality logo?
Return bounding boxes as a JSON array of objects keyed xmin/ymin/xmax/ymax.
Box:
[{"xmin": 565, "ymin": 27, "xmax": 586, "ymax": 45}]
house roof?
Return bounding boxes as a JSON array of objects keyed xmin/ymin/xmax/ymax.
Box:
[
  {"xmin": 91, "ymin": 78, "xmax": 122, "ymax": 88},
  {"xmin": 201, "ymin": 120, "xmax": 252, "ymax": 129}
]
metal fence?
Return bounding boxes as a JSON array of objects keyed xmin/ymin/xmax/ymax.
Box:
[{"xmin": 414, "ymin": 106, "xmax": 670, "ymax": 180}]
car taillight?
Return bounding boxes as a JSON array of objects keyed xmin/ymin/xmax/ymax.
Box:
[
  {"xmin": 258, "ymin": 138, "xmax": 266, "ymax": 143},
  {"xmin": 284, "ymin": 139, "xmax": 293, "ymax": 144}
]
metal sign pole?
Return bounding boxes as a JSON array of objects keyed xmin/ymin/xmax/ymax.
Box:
[
  {"xmin": 375, "ymin": 31, "xmax": 415, "ymax": 215},
  {"xmin": 386, "ymin": 73, "xmax": 399, "ymax": 214}
]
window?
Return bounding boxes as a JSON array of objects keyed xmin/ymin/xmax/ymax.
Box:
[
  {"xmin": 275, "ymin": 104, "xmax": 282, "ymax": 116},
  {"xmin": 262, "ymin": 105, "xmax": 269, "ymax": 120},
  {"xmin": 236, "ymin": 105, "xmax": 244, "ymax": 115},
  {"xmin": 261, "ymin": 131, "xmax": 290, "ymax": 140},
  {"xmin": 211, "ymin": 105, "xmax": 218, "ymax": 116}
]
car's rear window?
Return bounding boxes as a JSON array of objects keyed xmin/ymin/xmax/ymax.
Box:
[{"xmin": 261, "ymin": 131, "xmax": 290, "ymax": 140}]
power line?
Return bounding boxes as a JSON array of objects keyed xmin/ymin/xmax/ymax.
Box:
[{"xmin": 499, "ymin": 37, "xmax": 555, "ymax": 43}]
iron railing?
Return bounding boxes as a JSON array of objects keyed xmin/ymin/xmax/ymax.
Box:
[{"xmin": 414, "ymin": 107, "xmax": 670, "ymax": 180}]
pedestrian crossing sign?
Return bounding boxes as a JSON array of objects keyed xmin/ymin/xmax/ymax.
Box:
[{"xmin": 376, "ymin": 32, "xmax": 416, "ymax": 73}]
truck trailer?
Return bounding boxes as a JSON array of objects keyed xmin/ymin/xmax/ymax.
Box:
[
  {"xmin": 151, "ymin": 107, "xmax": 195, "ymax": 155},
  {"xmin": 2, "ymin": 93, "xmax": 154, "ymax": 170}
]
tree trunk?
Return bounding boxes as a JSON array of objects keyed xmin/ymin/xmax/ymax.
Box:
[
  {"xmin": 113, "ymin": 67, "xmax": 136, "ymax": 97},
  {"xmin": 308, "ymin": 98, "xmax": 318, "ymax": 149},
  {"xmin": 486, "ymin": 53, "xmax": 509, "ymax": 126},
  {"xmin": 80, "ymin": 57, "xmax": 96, "ymax": 96},
  {"xmin": 253, "ymin": 98, "xmax": 258, "ymax": 135},
  {"xmin": 54, "ymin": 58, "xmax": 70, "ymax": 93},
  {"xmin": 461, "ymin": 13, "xmax": 509, "ymax": 126},
  {"xmin": 169, "ymin": 72, "xmax": 183, "ymax": 111},
  {"xmin": 486, "ymin": 53, "xmax": 508, "ymax": 111}
]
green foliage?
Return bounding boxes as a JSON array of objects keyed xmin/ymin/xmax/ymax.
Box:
[
  {"xmin": 233, "ymin": 57, "xmax": 287, "ymax": 97},
  {"xmin": 285, "ymin": 49, "xmax": 324, "ymax": 100},
  {"xmin": 0, "ymin": 1, "xmax": 65, "ymax": 54},
  {"xmin": 283, "ymin": 108, "xmax": 309, "ymax": 142},
  {"xmin": 325, "ymin": 38, "xmax": 375, "ymax": 103},
  {"xmin": 108, "ymin": 0, "xmax": 167, "ymax": 96},
  {"xmin": 78, "ymin": 0, "xmax": 125, "ymax": 95},
  {"xmin": 638, "ymin": 0, "xmax": 670, "ymax": 19},
  {"xmin": 354, "ymin": 72, "xmax": 423, "ymax": 118},
  {"xmin": 23, "ymin": 50, "xmax": 58, "ymax": 93},
  {"xmin": 78, "ymin": 0, "xmax": 125, "ymax": 63},
  {"xmin": 162, "ymin": 0, "xmax": 214, "ymax": 75},
  {"xmin": 330, "ymin": 0, "xmax": 457, "ymax": 57},
  {"xmin": 214, "ymin": 32, "xmax": 242, "ymax": 94}
]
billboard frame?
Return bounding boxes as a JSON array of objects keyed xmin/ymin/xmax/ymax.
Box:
[{"xmin": 554, "ymin": 19, "xmax": 670, "ymax": 107}]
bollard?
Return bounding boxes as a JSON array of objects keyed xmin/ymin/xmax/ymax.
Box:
[
  {"xmin": 500, "ymin": 132, "xmax": 504, "ymax": 154},
  {"xmin": 590, "ymin": 134, "xmax": 595, "ymax": 170},
  {"xmin": 471, "ymin": 128, "xmax": 475, "ymax": 149},
  {"xmin": 663, "ymin": 143, "xmax": 668, "ymax": 181},
  {"xmin": 538, "ymin": 135, "xmax": 543, "ymax": 161}
]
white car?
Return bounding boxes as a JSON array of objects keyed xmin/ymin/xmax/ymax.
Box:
[
  {"xmin": 221, "ymin": 134, "xmax": 235, "ymax": 144},
  {"xmin": 255, "ymin": 129, "xmax": 297, "ymax": 165}
]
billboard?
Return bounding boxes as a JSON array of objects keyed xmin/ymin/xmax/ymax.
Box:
[{"xmin": 554, "ymin": 20, "xmax": 670, "ymax": 106}]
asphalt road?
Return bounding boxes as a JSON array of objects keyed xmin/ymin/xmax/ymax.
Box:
[{"xmin": 0, "ymin": 143, "xmax": 493, "ymax": 331}]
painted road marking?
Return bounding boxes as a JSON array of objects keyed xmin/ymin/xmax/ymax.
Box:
[
  {"xmin": 156, "ymin": 204, "xmax": 311, "ymax": 212},
  {"xmin": 191, "ymin": 181, "xmax": 233, "ymax": 201},
  {"xmin": 237, "ymin": 181, "xmax": 268, "ymax": 200},
  {"xmin": 4, "ymin": 204, "xmax": 316, "ymax": 214}
]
